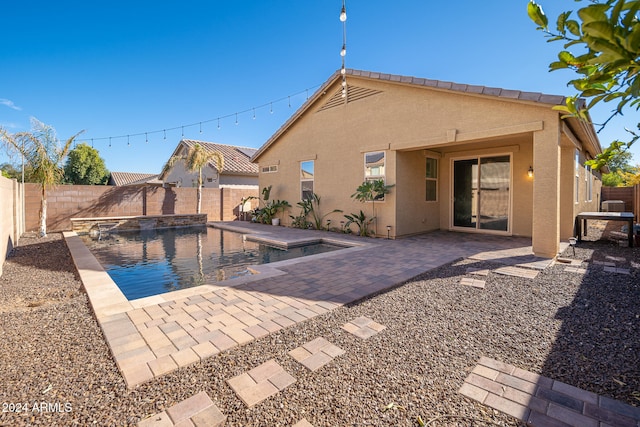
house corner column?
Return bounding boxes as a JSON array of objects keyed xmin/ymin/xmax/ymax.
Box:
[{"xmin": 532, "ymin": 124, "xmax": 561, "ymax": 258}]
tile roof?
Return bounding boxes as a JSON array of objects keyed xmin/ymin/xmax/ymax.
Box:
[
  {"xmin": 178, "ymin": 139, "xmax": 258, "ymax": 175},
  {"xmin": 109, "ymin": 172, "xmax": 160, "ymax": 186},
  {"xmin": 251, "ymin": 69, "xmax": 592, "ymax": 163}
]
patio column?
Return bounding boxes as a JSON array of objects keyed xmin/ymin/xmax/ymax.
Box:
[{"xmin": 532, "ymin": 123, "xmax": 561, "ymax": 258}]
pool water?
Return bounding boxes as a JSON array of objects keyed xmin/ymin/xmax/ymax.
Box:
[{"xmin": 79, "ymin": 226, "xmax": 342, "ymax": 300}]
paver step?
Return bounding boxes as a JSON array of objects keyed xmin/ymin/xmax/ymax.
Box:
[
  {"xmin": 459, "ymin": 357, "xmax": 640, "ymax": 427},
  {"xmin": 138, "ymin": 391, "xmax": 226, "ymax": 427},
  {"xmin": 494, "ymin": 266, "xmax": 539, "ymax": 279}
]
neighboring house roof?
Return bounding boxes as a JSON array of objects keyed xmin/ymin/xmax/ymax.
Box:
[
  {"xmin": 160, "ymin": 139, "xmax": 258, "ymax": 180},
  {"xmin": 251, "ymin": 68, "xmax": 601, "ymax": 163},
  {"xmin": 109, "ymin": 172, "xmax": 161, "ymax": 186}
]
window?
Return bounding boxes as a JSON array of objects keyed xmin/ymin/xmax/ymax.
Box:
[
  {"xmin": 585, "ymin": 164, "xmax": 593, "ymax": 202},
  {"xmin": 261, "ymin": 165, "xmax": 278, "ymax": 173},
  {"xmin": 425, "ymin": 157, "xmax": 438, "ymax": 201},
  {"xmin": 300, "ymin": 160, "xmax": 314, "ymax": 200},
  {"xmin": 365, "ymin": 151, "xmax": 385, "ymax": 182},
  {"xmin": 575, "ymin": 150, "xmax": 580, "ymax": 204}
]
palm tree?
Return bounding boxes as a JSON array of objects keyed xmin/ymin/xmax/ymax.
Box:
[
  {"xmin": 162, "ymin": 143, "xmax": 224, "ymax": 214},
  {"xmin": 0, "ymin": 118, "xmax": 83, "ymax": 237}
]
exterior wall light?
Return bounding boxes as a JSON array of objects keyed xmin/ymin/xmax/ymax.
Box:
[{"xmin": 527, "ymin": 166, "xmax": 534, "ymax": 178}]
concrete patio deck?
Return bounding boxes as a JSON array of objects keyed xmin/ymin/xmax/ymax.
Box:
[{"xmin": 64, "ymin": 222, "xmax": 553, "ymax": 389}]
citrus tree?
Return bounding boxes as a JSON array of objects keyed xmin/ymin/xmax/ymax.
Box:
[{"xmin": 528, "ymin": 0, "xmax": 640, "ymax": 169}]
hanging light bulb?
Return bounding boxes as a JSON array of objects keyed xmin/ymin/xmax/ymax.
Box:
[
  {"xmin": 340, "ymin": 2, "xmax": 347, "ymax": 22},
  {"xmin": 340, "ymin": 44, "xmax": 346, "ymax": 57},
  {"xmin": 341, "ymin": 66, "xmax": 346, "ymax": 75}
]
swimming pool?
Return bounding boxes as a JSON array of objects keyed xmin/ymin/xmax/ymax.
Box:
[{"xmin": 79, "ymin": 226, "xmax": 343, "ymax": 300}]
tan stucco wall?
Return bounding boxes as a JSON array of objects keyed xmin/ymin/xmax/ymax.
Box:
[
  {"xmin": 0, "ymin": 176, "xmax": 23, "ymax": 277},
  {"xmin": 256, "ymin": 75, "xmax": 599, "ymax": 255},
  {"xmin": 164, "ymin": 160, "xmax": 257, "ymax": 189}
]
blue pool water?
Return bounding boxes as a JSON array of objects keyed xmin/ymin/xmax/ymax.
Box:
[{"xmin": 79, "ymin": 226, "xmax": 343, "ymax": 300}]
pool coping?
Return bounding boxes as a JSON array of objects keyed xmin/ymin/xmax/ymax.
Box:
[{"xmin": 65, "ymin": 223, "xmax": 371, "ymax": 317}]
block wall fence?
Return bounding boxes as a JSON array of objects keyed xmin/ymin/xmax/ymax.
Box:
[
  {"xmin": 0, "ymin": 175, "xmax": 24, "ymax": 277},
  {"xmin": 22, "ymin": 184, "xmax": 259, "ymax": 233},
  {"xmin": 601, "ymin": 185, "xmax": 640, "ymax": 221}
]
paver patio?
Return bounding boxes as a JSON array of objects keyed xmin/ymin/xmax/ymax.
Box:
[{"xmin": 64, "ymin": 222, "xmax": 556, "ymax": 388}]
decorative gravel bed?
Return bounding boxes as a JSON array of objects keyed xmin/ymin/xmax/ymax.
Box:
[{"xmin": 0, "ymin": 226, "xmax": 638, "ymax": 426}]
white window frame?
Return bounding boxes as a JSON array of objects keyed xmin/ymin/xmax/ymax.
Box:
[
  {"xmin": 300, "ymin": 160, "xmax": 314, "ymax": 200},
  {"xmin": 364, "ymin": 151, "xmax": 386, "ymax": 201},
  {"xmin": 425, "ymin": 157, "xmax": 438, "ymax": 202},
  {"xmin": 585, "ymin": 164, "xmax": 593, "ymax": 202},
  {"xmin": 575, "ymin": 150, "xmax": 580, "ymax": 204},
  {"xmin": 261, "ymin": 165, "xmax": 278, "ymax": 173}
]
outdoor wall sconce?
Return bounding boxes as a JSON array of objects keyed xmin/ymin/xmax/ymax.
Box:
[
  {"xmin": 527, "ymin": 166, "xmax": 534, "ymax": 178},
  {"xmin": 386, "ymin": 225, "xmax": 392, "ymax": 239}
]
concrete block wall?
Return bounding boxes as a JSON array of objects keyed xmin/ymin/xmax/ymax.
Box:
[
  {"xmin": 0, "ymin": 176, "xmax": 23, "ymax": 277},
  {"xmin": 23, "ymin": 184, "xmax": 259, "ymax": 233}
]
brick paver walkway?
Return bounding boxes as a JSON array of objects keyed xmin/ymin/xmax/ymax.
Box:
[
  {"xmin": 460, "ymin": 357, "xmax": 640, "ymax": 427},
  {"xmin": 138, "ymin": 391, "xmax": 226, "ymax": 427},
  {"xmin": 226, "ymin": 359, "xmax": 296, "ymax": 407},
  {"xmin": 341, "ymin": 316, "xmax": 386, "ymax": 339},
  {"xmin": 65, "ymin": 223, "xmax": 552, "ymax": 388},
  {"xmin": 289, "ymin": 337, "xmax": 345, "ymax": 371}
]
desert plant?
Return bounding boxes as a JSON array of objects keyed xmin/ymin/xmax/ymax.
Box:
[
  {"xmin": 252, "ymin": 185, "xmax": 290, "ymax": 224},
  {"xmin": 290, "ymin": 193, "xmax": 342, "ymax": 230},
  {"xmin": 344, "ymin": 210, "xmax": 374, "ymax": 237},
  {"xmin": 351, "ymin": 179, "xmax": 394, "ymax": 235},
  {"xmin": 290, "ymin": 197, "xmax": 314, "ymax": 229}
]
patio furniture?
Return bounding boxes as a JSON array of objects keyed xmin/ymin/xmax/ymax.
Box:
[{"xmin": 574, "ymin": 212, "xmax": 635, "ymax": 247}]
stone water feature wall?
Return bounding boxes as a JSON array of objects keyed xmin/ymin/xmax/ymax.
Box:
[{"xmin": 70, "ymin": 214, "xmax": 208, "ymax": 234}]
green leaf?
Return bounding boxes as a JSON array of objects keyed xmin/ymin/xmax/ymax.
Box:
[
  {"xmin": 624, "ymin": 25, "xmax": 640, "ymax": 52},
  {"xmin": 578, "ymin": 4, "xmax": 610, "ymax": 25},
  {"xmin": 558, "ymin": 50, "xmax": 579, "ymax": 65},
  {"xmin": 566, "ymin": 20, "xmax": 581, "ymax": 36},
  {"xmin": 549, "ymin": 61, "xmax": 570, "ymax": 71},
  {"xmin": 527, "ymin": 1, "xmax": 548, "ymax": 29},
  {"xmin": 582, "ymin": 21, "xmax": 615, "ymax": 40},
  {"xmin": 556, "ymin": 11, "xmax": 572, "ymax": 33}
]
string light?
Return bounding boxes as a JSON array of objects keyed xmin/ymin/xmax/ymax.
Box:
[
  {"xmin": 340, "ymin": 0, "xmax": 348, "ymax": 100},
  {"xmin": 128, "ymin": 135, "xmax": 131, "ymax": 146},
  {"xmin": 76, "ymin": 84, "xmax": 322, "ymax": 145}
]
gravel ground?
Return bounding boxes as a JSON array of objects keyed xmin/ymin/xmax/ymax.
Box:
[{"xmin": 0, "ymin": 224, "xmax": 638, "ymax": 427}]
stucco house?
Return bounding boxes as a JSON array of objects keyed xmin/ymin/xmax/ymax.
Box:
[
  {"xmin": 160, "ymin": 139, "xmax": 259, "ymax": 189},
  {"xmin": 251, "ymin": 69, "xmax": 604, "ymax": 258}
]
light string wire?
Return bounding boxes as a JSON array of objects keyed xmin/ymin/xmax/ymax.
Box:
[
  {"xmin": 79, "ymin": 83, "xmax": 322, "ymax": 145},
  {"xmin": 340, "ymin": 0, "xmax": 348, "ymax": 99}
]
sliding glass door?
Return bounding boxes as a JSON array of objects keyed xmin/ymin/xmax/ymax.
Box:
[{"xmin": 453, "ymin": 155, "xmax": 510, "ymax": 232}]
